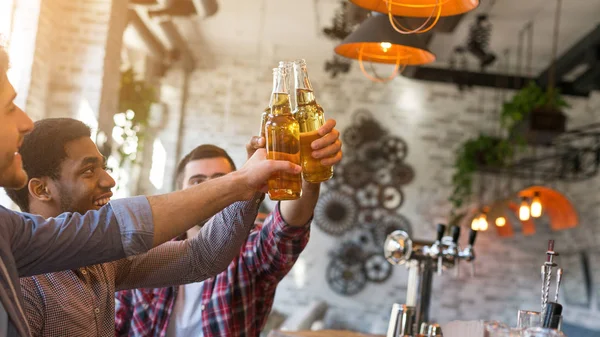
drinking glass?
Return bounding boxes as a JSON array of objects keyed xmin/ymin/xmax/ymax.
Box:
[
  {"xmin": 523, "ymin": 327, "xmax": 565, "ymax": 337},
  {"xmin": 517, "ymin": 310, "xmax": 541, "ymax": 329}
]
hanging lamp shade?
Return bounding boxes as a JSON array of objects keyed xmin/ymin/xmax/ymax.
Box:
[
  {"xmin": 335, "ymin": 14, "xmax": 436, "ymax": 65},
  {"xmin": 350, "ymin": 0, "xmax": 480, "ymax": 34},
  {"xmin": 350, "ymin": 0, "xmax": 480, "ymax": 18}
]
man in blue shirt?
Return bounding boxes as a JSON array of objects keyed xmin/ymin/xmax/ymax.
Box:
[{"xmin": 0, "ymin": 47, "xmax": 301, "ymax": 336}]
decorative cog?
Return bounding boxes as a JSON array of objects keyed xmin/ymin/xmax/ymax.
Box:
[
  {"xmin": 363, "ymin": 253, "xmax": 393, "ymax": 283},
  {"xmin": 326, "ymin": 258, "xmax": 367, "ymax": 296},
  {"xmin": 349, "ymin": 229, "xmax": 376, "ymax": 249},
  {"xmin": 352, "ymin": 109, "xmax": 375, "ymax": 125},
  {"xmin": 357, "ymin": 208, "xmax": 386, "ymax": 230},
  {"xmin": 356, "ymin": 183, "xmax": 380, "ymax": 208},
  {"xmin": 391, "ymin": 163, "xmax": 415, "ymax": 186},
  {"xmin": 380, "ymin": 136, "xmax": 408, "ymax": 163},
  {"xmin": 342, "ymin": 126, "xmax": 363, "ymax": 148},
  {"xmin": 374, "ymin": 167, "xmax": 392, "ymax": 185},
  {"xmin": 358, "ymin": 141, "xmax": 388, "ymax": 171},
  {"xmin": 372, "ymin": 213, "xmax": 412, "ymax": 245},
  {"xmin": 342, "ymin": 160, "xmax": 372, "ymax": 189},
  {"xmin": 335, "ymin": 241, "xmax": 367, "ymax": 265},
  {"xmin": 378, "ymin": 184, "xmax": 404, "ymax": 211},
  {"xmin": 357, "ymin": 119, "xmax": 387, "ymax": 144},
  {"xmin": 314, "ymin": 190, "xmax": 359, "ymax": 236}
]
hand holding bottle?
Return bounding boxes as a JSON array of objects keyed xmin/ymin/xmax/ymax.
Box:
[
  {"xmin": 246, "ymin": 118, "xmax": 342, "ymax": 174},
  {"xmin": 308, "ymin": 119, "xmax": 342, "ymax": 167},
  {"xmin": 236, "ymin": 148, "xmax": 302, "ymax": 196}
]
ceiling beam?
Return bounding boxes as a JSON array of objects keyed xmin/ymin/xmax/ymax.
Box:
[
  {"xmin": 408, "ymin": 66, "xmax": 590, "ymax": 97},
  {"xmin": 537, "ymin": 24, "xmax": 600, "ymax": 87},
  {"xmin": 127, "ymin": 9, "xmax": 168, "ymax": 60},
  {"xmin": 158, "ymin": 20, "xmax": 195, "ymax": 72}
]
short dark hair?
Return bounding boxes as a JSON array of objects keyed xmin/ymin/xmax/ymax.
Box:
[
  {"xmin": 5, "ymin": 118, "xmax": 91, "ymax": 212},
  {"xmin": 175, "ymin": 144, "xmax": 236, "ymax": 189}
]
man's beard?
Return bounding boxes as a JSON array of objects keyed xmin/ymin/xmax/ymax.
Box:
[
  {"xmin": 0, "ymin": 155, "xmax": 27, "ymax": 189},
  {"xmin": 57, "ymin": 185, "xmax": 85, "ymax": 215}
]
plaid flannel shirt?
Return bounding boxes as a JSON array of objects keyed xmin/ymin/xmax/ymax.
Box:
[{"xmin": 114, "ymin": 203, "xmax": 311, "ymax": 337}]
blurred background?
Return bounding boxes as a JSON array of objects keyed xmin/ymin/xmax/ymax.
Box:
[{"xmin": 1, "ymin": 0, "xmax": 600, "ymax": 335}]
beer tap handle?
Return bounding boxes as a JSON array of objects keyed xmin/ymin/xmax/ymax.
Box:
[
  {"xmin": 435, "ymin": 224, "xmax": 446, "ymax": 276},
  {"xmin": 468, "ymin": 228, "xmax": 478, "ymax": 247},
  {"xmin": 451, "ymin": 226, "xmax": 461, "ymax": 244},
  {"xmin": 436, "ymin": 223, "xmax": 446, "ymax": 242}
]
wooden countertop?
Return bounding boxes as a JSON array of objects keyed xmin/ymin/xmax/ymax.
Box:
[{"xmin": 268, "ymin": 330, "xmax": 384, "ymax": 337}]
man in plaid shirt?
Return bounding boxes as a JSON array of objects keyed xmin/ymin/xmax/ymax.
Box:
[{"xmin": 114, "ymin": 120, "xmax": 343, "ymax": 337}]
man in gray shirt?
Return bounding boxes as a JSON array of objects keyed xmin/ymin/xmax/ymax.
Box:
[{"xmin": 0, "ymin": 47, "xmax": 301, "ymax": 336}]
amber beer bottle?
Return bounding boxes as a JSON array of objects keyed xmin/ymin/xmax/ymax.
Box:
[
  {"xmin": 265, "ymin": 67, "xmax": 302, "ymax": 200},
  {"xmin": 259, "ymin": 107, "xmax": 269, "ymax": 137},
  {"xmin": 293, "ymin": 59, "xmax": 333, "ymax": 183}
]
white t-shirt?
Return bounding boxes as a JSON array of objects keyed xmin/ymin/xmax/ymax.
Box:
[{"xmin": 165, "ymin": 282, "xmax": 205, "ymax": 337}]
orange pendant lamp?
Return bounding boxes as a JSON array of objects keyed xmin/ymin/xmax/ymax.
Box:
[
  {"xmin": 334, "ymin": 14, "xmax": 436, "ymax": 82},
  {"xmin": 350, "ymin": 0, "xmax": 480, "ymax": 34}
]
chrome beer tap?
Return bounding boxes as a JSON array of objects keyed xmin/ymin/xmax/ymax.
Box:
[
  {"xmin": 428, "ymin": 224, "xmax": 446, "ymax": 275},
  {"xmin": 458, "ymin": 228, "xmax": 477, "ymax": 277},
  {"xmin": 443, "ymin": 226, "xmax": 461, "ymax": 277},
  {"xmin": 384, "ymin": 224, "xmax": 478, "ymax": 336}
]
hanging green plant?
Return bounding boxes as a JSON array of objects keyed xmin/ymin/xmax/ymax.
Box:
[
  {"xmin": 449, "ymin": 134, "xmax": 513, "ymax": 211},
  {"xmin": 501, "ymin": 81, "xmax": 569, "ymax": 144},
  {"xmin": 114, "ymin": 68, "xmax": 157, "ymax": 166},
  {"xmin": 118, "ymin": 67, "xmax": 157, "ymax": 128}
]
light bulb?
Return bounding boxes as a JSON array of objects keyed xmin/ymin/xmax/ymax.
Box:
[
  {"xmin": 531, "ymin": 192, "xmax": 542, "ymax": 218},
  {"xmin": 479, "ymin": 214, "xmax": 488, "ymax": 231},
  {"xmin": 471, "ymin": 217, "xmax": 480, "ymax": 231},
  {"xmin": 519, "ymin": 197, "xmax": 530, "ymax": 221},
  {"xmin": 380, "ymin": 42, "xmax": 392, "ymax": 52},
  {"xmin": 495, "ymin": 216, "xmax": 506, "ymax": 227}
]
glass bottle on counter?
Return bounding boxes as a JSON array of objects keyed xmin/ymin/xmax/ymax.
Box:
[
  {"xmin": 293, "ymin": 59, "xmax": 333, "ymax": 183},
  {"xmin": 265, "ymin": 66, "xmax": 302, "ymax": 200}
]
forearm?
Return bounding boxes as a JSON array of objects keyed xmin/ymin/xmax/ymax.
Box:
[
  {"xmin": 148, "ymin": 171, "xmax": 249, "ymax": 246},
  {"xmin": 115, "ymin": 194, "xmax": 262, "ymax": 290},
  {"xmin": 279, "ymin": 181, "xmax": 320, "ymax": 226}
]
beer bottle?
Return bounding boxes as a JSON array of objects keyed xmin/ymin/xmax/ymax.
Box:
[
  {"xmin": 259, "ymin": 107, "xmax": 269, "ymax": 137},
  {"xmin": 261, "ymin": 62, "xmax": 292, "ymax": 138},
  {"xmin": 293, "ymin": 59, "xmax": 333, "ymax": 183},
  {"xmin": 265, "ymin": 66, "xmax": 302, "ymax": 200}
]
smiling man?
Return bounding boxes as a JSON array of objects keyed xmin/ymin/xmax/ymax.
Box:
[
  {"xmin": 5, "ymin": 117, "xmax": 294, "ymax": 337},
  {"xmin": 5, "ymin": 117, "xmax": 341, "ymax": 337},
  {"xmin": 0, "ymin": 44, "xmax": 301, "ymax": 337}
]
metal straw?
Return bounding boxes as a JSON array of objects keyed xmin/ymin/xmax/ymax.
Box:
[{"xmin": 554, "ymin": 268, "xmax": 563, "ymax": 302}]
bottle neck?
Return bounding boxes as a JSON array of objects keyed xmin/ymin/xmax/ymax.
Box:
[
  {"xmin": 269, "ymin": 68, "xmax": 292, "ymax": 116},
  {"xmin": 271, "ymin": 68, "xmax": 290, "ymax": 95},
  {"xmin": 294, "ymin": 64, "xmax": 313, "ymax": 92}
]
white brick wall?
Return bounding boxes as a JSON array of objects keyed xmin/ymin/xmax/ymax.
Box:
[{"xmin": 148, "ymin": 56, "xmax": 600, "ymax": 334}]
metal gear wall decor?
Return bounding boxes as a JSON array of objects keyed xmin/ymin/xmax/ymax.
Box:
[
  {"xmin": 314, "ymin": 190, "xmax": 359, "ymax": 236},
  {"xmin": 321, "ymin": 109, "xmax": 414, "ymax": 296},
  {"xmin": 364, "ymin": 253, "xmax": 393, "ymax": 283},
  {"xmin": 342, "ymin": 160, "xmax": 372, "ymax": 189},
  {"xmin": 379, "ymin": 185, "xmax": 404, "ymax": 211},
  {"xmin": 391, "ymin": 164, "xmax": 415, "ymax": 186},
  {"xmin": 326, "ymin": 258, "xmax": 368, "ymax": 296}
]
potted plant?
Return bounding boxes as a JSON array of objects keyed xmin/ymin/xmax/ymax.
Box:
[
  {"xmin": 449, "ymin": 134, "xmax": 513, "ymax": 211},
  {"xmin": 501, "ymin": 81, "xmax": 569, "ymax": 146}
]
